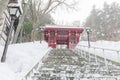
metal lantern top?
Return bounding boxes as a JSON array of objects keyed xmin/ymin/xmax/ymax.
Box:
[
  {"xmin": 86, "ymin": 27, "xmax": 91, "ymax": 33},
  {"xmin": 7, "ymin": 3, "xmax": 22, "ymax": 19}
]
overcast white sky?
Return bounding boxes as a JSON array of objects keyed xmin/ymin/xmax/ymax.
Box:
[{"xmin": 51, "ymin": 0, "xmax": 120, "ymax": 25}]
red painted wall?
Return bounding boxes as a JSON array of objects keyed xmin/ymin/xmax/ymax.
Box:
[{"xmin": 44, "ymin": 27, "xmax": 84, "ymax": 48}]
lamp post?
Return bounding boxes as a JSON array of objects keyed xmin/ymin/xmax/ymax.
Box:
[
  {"xmin": 86, "ymin": 27, "xmax": 91, "ymax": 48},
  {"xmin": 1, "ymin": 3, "xmax": 22, "ymax": 62},
  {"xmin": 39, "ymin": 27, "xmax": 44, "ymax": 43}
]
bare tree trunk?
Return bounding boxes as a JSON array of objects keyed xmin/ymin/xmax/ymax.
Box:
[
  {"xmin": 0, "ymin": 0, "xmax": 9, "ymax": 16},
  {"xmin": 12, "ymin": 0, "xmax": 31, "ymax": 43},
  {"xmin": 31, "ymin": 29, "xmax": 34, "ymax": 41},
  {"xmin": 19, "ymin": 25, "xmax": 23, "ymax": 43},
  {"xmin": 31, "ymin": 23, "xmax": 36, "ymax": 41}
]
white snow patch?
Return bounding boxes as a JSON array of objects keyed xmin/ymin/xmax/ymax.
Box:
[
  {"xmin": 0, "ymin": 63, "xmax": 15, "ymax": 80},
  {"xmin": 0, "ymin": 41, "xmax": 51, "ymax": 80}
]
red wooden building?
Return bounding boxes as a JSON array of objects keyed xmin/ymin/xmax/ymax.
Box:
[{"xmin": 44, "ymin": 25, "xmax": 84, "ymax": 48}]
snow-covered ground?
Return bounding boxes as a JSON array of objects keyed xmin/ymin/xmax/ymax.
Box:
[
  {"xmin": 0, "ymin": 63, "xmax": 16, "ymax": 80},
  {"xmin": 0, "ymin": 40, "xmax": 120, "ymax": 80},
  {"xmin": 0, "ymin": 41, "xmax": 51, "ymax": 80}
]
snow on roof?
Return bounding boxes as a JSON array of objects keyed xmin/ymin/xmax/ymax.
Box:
[{"xmin": 45, "ymin": 25, "xmax": 83, "ymax": 29}]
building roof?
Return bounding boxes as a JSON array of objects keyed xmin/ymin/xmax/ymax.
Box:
[{"xmin": 45, "ymin": 25, "xmax": 83, "ymax": 29}]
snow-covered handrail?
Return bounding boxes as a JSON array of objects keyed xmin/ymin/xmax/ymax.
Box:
[
  {"xmin": 22, "ymin": 48, "xmax": 52, "ymax": 80},
  {"xmin": 75, "ymin": 44, "xmax": 120, "ymax": 64},
  {"xmin": 77, "ymin": 45, "xmax": 120, "ymax": 52},
  {"xmin": 23, "ymin": 63, "xmax": 39, "ymax": 79}
]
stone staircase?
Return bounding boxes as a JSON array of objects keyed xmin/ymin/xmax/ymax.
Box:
[{"xmin": 22, "ymin": 49, "xmax": 120, "ymax": 80}]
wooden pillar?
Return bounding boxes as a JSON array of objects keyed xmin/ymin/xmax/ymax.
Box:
[
  {"xmin": 48, "ymin": 31, "xmax": 50, "ymax": 47},
  {"xmin": 54, "ymin": 30, "xmax": 57, "ymax": 48},
  {"xmin": 68, "ymin": 31, "xmax": 71, "ymax": 48},
  {"xmin": 75, "ymin": 31, "xmax": 77, "ymax": 43},
  {"xmin": 76, "ymin": 32, "xmax": 79, "ymax": 43}
]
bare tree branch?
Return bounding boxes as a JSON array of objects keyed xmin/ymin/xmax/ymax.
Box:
[
  {"xmin": 45, "ymin": 0, "xmax": 65, "ymax": 14},
  {"xmin": 41, "ymin": 0, "xmax": 52, "ymax": 15},
  {"xmin": 14, "ymin": 0, "xmax": 78, "ymax": 42},
  {"xmin": 38, "ymin": 0, "xmax": 42, "ymax": 12}
]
